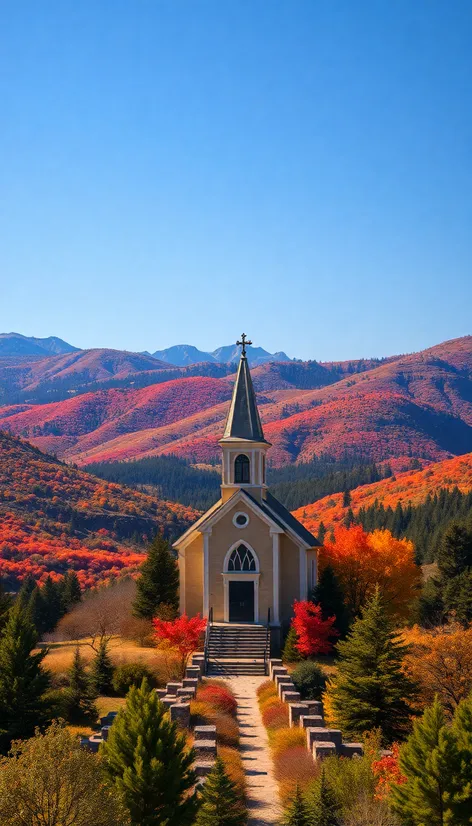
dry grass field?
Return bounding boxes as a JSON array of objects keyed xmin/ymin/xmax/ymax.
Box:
[{"xmin": 41, "ymin": 636, "xmax": 181, "ymax": 684}]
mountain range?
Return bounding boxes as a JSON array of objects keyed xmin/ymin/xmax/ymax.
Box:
[
  {"xmin": 0, "ymin": 332, "xmax": 78, "ymax": 357},
  {"xmin": 148, "ymin": 343, "xmax": 292, "ymax": 366},
  {"xmin": 0, "ymin": 332, "xmax": 291, "ymax": 366},
  {"xmin": 0, "ymin": 334, "xmax": 471, "ymax": 470}
]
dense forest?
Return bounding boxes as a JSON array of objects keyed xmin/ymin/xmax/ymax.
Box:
[
  {"xmin": 355, "ymin": 486, "xmax": 472, "ymax": 563},
  {"xmin": 86, "ymin": 453, "xmax": 392, "ymax": 512}
]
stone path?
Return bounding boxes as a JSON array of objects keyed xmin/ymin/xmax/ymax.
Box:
[{"xmin": 227, "ymin": 675, "xmax": 282, "ymax": 826}]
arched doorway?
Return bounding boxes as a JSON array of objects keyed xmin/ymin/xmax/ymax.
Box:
[{"xmin": 223, "ymin": 543, "xmax": 259, "ymax": 623}]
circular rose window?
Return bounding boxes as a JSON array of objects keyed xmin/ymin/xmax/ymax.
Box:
[{"xmin": 233, "ymin": 512, "xmax": 249, "ymax": 528}]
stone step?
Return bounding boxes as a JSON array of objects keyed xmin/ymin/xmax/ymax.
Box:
[{"xmin": 208, "ymin": 664, "xmax": 266, "ymax": 676}]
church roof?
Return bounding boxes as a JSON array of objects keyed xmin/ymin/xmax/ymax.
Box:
[
  {"xmin": 222, "ymin": 351, "xmax": 268, "ymax": 443},
  {"xmin": 174, "ymin": 488, "xmax": 319, "ymax": 549},
  {"xmin": 262, "ymin": 491, "xmax": 319, "ymax": 547}
]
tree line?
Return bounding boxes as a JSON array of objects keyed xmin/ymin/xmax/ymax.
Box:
[
  {"xmin": 355, "ymin": 485, "xmax": 472, "ymax": 563},
  {"xmin": 87, "ymin": 452, "xmax": 393, "ymax": 513}
]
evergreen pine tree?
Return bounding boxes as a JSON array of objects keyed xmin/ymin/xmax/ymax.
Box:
[
  {"xmin": 312, "ymin": 564, "xmax": 350, "ymax": 638},
  {"xmin": 343, "ymin": 507, "xmax": 355, "ymax": 528},
  {"xmin": 17, "ymin": 574, "xmax": 36, "ymax": 610},
  {"xmin": 326, "ymin": 587, "xmax": 416, "ymax": 744},
  {"xmin": 391, "ymin": 696, "xmax": 463, "ymax": 826},
  {"xmin": 282, "ymin": 626, "xmax": 302, "ymax": 663},
  {"xmin": 0, "ymin": 578, "xmax": 11, "ymax": 631},
  {"xmin": 0, "ymin": 604, "xmax": 51, "ymax": 753},
  {"xmin": 133, "ymin": 534, "xmax": 179, "ymax": 620},
  {"xmin": 102, "ymin": 679, "xmax": 197, "ymax": 826},
  {"xmin": 308, "ymin": 770, "xmax": 340, "ymax": 826},
  {"xmin": 195, "ymin": 757, "xmax": 246, "ymax": 826},
  {"xmin": 443, "ymin": 569, "xmax": 472, "ymax": 626},
  {"xmin": 283, "ymin": 785, "xmax": 312, "ymax": 826},
  {"xmin": 65, "ymin": 647, "xmax": 98, "ymax": 723},
  {"xmin": 41, "ymin": 575, "xmax": 62, "ymax": 633},
  {"xmin": 60, "ymin": 571, "xmax": 82, "ymax": 613},
  {"xmin": 418, "ymin": 576, "xmax": 445, "ymax": 627},
  {"xmin": 450, "ymin": 693, "xmax": 472, "ymax": 820},
  {"xmin": 342, "ymin": 489, "xmax": 351, "ymax": 508},
  {"xmin": 436, "ymin": 522, "xmax": 472, "ymax": 579},
  {"xmin": 317, "ymin": 522, "xmax": 326, "ymax": 545},
  {"xmin": 27, "ymin": 586, "xmax": 47, "ymax": 637},
  {"xmin": 91, "ymin": 640, "xmax": 114, "ymax": 695}
]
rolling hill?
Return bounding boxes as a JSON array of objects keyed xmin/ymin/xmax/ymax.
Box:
[
  {"xmin": 0, "ymin": 431, "xmax": 198, "ymax": 588},
  {"xmin": 0, "ymin": 335, "xmax": 471, "ymax": 470},
  {"xmin": 293, "ymin": 451, "xmax": 472, "ymax": 535}
]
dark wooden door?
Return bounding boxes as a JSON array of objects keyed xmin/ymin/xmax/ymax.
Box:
[{"xmin": 229, "ymin": 580, "xmax": 254, "ymax": 623}]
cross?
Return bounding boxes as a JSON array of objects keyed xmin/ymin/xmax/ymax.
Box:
[{"xmin": 236, "ymin": 333, "xmax": 252, "ymax": 357}]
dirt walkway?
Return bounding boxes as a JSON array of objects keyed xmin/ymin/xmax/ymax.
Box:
[{"xmin": 227, "ymin": 675, "xmax": 282, "ymax": 826}]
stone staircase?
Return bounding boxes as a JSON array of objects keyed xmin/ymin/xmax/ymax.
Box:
[{"xmin": 206, "ymin": 624, "xmax": 270, "ymax": 675}]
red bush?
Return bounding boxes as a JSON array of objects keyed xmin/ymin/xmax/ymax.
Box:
[
  {"xmin": 261, "ymin": 702, "xmax": 289, "ymax": 730},
  {"xmin": 197, "ymin": 685, "xmax": 237, "ymax": 716}
]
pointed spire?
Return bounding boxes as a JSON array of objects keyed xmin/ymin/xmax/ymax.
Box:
[{"xmin": 222, "ymin": 338, "xmax": 267, "ymax": 442}]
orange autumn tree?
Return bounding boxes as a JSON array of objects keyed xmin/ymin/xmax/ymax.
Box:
[
  {"xmin": 153, "ymin": 613, "xmax": 207, "ymax": 678},
  {"xmin": 321, "ymin": 525, "xmax": 420, "ymax": 619},
  {"xmin": 401, "ymin": 624, "xmax": 472, "ymax": 716}
]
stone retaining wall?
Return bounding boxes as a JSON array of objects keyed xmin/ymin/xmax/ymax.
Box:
[{"xmin": 268, "ymin": 658, "xmax": 363, "ymax": 761}]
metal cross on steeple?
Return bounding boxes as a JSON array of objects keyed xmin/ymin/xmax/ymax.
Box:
[{"xmin": 236, "ymin": 333, "xmax": 252, "ymax": 357}]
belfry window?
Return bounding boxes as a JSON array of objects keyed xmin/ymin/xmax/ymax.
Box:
[
  {"xmin": 234, "ymin": 454, "xmax": 250, "ymax": 483},
  {"xmin": 228, "ymin": 544, "xmax": 256, "ymax": 572}
]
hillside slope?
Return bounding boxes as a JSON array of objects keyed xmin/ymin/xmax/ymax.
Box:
[
  {"xmin": 293, "ymin": 451, "xmax": 472, "ymax": 534},
  {"xmin": 0, "ymin": 336, "xmax": 471, "ymax": 468},
  {"xmin": 0, "ymin": 431, "xmax": 198, "ymax": 587}
]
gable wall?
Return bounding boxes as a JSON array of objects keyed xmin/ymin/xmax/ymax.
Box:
[{"xmin": 208, "ymin": 501, "xmax": 274, "ymax": 622}]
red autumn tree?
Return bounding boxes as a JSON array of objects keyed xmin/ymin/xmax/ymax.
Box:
[
  {"xmin": 292, "ymin": 600, "xmax": 338, "ymax": 656},
  {"xmin": 371, "ymin": 744, "xmax": 406, "ymax": 800},
  {"xmin": 152, "ymin": 613, "xmax": 207, "ymax": 677}
]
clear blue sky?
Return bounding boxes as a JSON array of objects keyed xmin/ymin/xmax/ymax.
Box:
[{"xmin": 1, "ymin": 1, "xmax": 471, "ymax": 361}]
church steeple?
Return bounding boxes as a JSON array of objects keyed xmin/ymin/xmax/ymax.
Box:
[
  {"xmin": 222, "ymin": 335, "xmax": 268, "ymax": 443},
  {"xmin": 220, "ymin": 335, "xmax": 270, "ymax": 502}
]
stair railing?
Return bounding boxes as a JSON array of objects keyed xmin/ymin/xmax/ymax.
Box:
[
  {"xmin": 203, "ymin": 607, "xmax": 213, "ymax": 676},
  {"xmin": 264, "ymin": 607, "xmax": 271, "ymax": 675}
]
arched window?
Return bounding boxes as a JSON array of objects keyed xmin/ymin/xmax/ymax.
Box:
[
  {"xmin": 227, "ymin": 544, "xmax": 257, "ymax": 572},
  {"xmin": 234, "ymin": 454, "xmax": 250, "ymax": 483}
]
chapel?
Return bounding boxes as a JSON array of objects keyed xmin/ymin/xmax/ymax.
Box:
[{"xmin": 174, "ymin": 335, "xmax": 319, "ymax": 641}]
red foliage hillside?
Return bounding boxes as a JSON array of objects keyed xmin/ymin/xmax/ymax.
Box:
[
  {"xmin": 0, "ymin": 431, "xmax": 198, "ymax": 588},
  {"xmin": 0, "ymin": 376, "xmax": 232, "ymax": 459},
  {"xmin": 293, "ymin": 452, "xmax": 472, "ymax": 534},
  {"xmin": 0, "ymin": 336, "xmax": 471, "ymax": 469}
]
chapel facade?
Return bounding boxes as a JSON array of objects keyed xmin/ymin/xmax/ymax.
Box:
[{"xmin": 174, "ymin": 336, "xmax": 319, "ymax": 634}]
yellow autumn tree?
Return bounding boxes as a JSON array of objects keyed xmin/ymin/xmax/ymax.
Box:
[
  {"xmin": 321, "ymin": 525, "xmax": 421, "ymax": 619},
  {"xmin": 401, "ymin": 624, "xmax": 472, "ymax": 716}
]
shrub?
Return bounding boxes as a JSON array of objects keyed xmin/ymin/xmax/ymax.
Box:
[
  {"xmin": 256, "ymin": 680, "xmax": 274, "ymax": 698},
  {"xmin": 270, "ymin": 726, "xmax": 306, "ymax": 756},
  {"xmin": 112, "ymin": 662, "xmax": 157, "ymax": 695},
  {"xmin": 259, "ymin": 694, "xmax": 282, "ymax": 714},
  {"xmin": 274, "ymin": 746, "xmax": 318, "ymax": 807},
  {"xmin": 43, "ymin": 688, "xmax": 72, "ymax": 720},
  {"xmin": 190, "ymin": 702, "xmax": 239, "ymax": 748},
  {"xmin": 197, "ymin": 685, "xmax": 237, "ymax": 716},
  {"xmin": 261, "ymin": 702, "xmax": 289, "ymax": 731},
  {"xmin": 219, "ymin": 745, "xmax": 247, "ymax": 798},
  {"xmin": 306, "ymin": 732, "xmax": 382, "ymax": 819},
  {"xmin": 205, "ymin": 679, "xmax": 236, "ymax": 698},
  {"xmin": 291, "ymin": 661, "xmax": 327, "ymax": 700}
]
